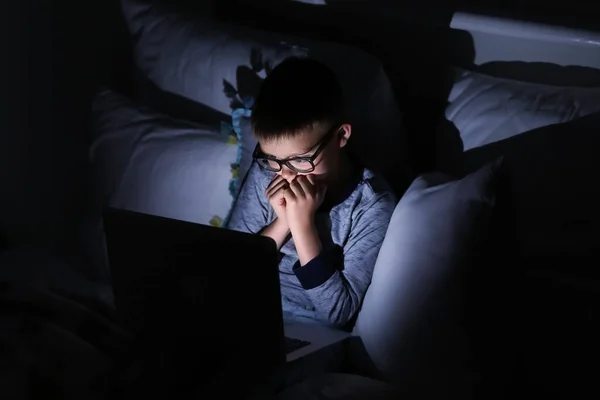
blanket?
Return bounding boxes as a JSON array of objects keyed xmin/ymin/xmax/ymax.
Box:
[{"xmin": 0, "ymin": 283, "xmax": 133, "ymax": 399}]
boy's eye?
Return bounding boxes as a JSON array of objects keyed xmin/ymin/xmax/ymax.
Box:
[
  {"xmin": 288, "ymin": 159, "xmax": 312, "ymax": 171},
  {"xmin": 290, "ymin": 159, "xmax": 310, "ymax": 166},
  {"xmin": 264, "ymin": 159, "xmax": 280, "ymax": 169}
]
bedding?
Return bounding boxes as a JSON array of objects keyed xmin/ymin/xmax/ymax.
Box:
[
  {"xmin": 91, "ymin": 89, "xmax": 240, "ymax": 228},
  {"xmin": 0, "ymin": 246, "xmax": 114, "ymax": 307},
  {"xmin": 444, "ymin": 68, "xmax": 600, "ymax": 152},
  {"xmin": 275, "ymin": 373, "xmax": 401, "ymax": 399},
  {"xmin": 353, "ymin": 159, "xmax": 501, "ymax": 396},
  {"xmin": 0, "ymin": 284, "xmax": 131, "ymax": 398},
  {"xmin": 120, "ymin": 0, "xmax": 409, "ymax": 194}
]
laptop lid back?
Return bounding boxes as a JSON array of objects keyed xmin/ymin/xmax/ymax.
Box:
[{"xmin": 103, "ymin": 208, "xmax": 284, "ymax": 395}]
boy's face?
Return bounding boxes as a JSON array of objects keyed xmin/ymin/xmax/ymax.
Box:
[{"xmin": 257, "ymin": 124, "xmax": 352, "ymax": 183}]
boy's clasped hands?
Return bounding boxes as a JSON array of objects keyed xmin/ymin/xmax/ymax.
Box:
[{"xmin": 265, "ymin": 175, "xmax": 326, "ymax": 234}]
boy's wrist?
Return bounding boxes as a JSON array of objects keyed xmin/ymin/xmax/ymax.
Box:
[
  {"xmin": 272, "ymin": 217, "xmax": 290, "ymax": 234},
  {"xmin": 261, "ymin": 217, "xmax": 291, "ymax": 250},
  {"xmin": 290, "ymin": 219, "xmax": 321, "ymax": 265},
  {"xmin": 289, "ymin": 218, "xmax": 317, "ymax": 238}
]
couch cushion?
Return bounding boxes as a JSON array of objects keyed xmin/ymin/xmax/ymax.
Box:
[{"xmin": 353, "ymin": 160, "xmax": 501, "ymax": 395}]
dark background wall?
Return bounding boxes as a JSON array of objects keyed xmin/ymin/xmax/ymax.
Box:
[
  {"xmin": 234, "ymin": 0, "xmax": 600, "ymax": 30},
  {"xmin": 1, "ymin": 2, "xmax": 95, "ymax": 251}
]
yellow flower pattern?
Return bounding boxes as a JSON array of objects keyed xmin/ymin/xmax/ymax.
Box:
[
  {"xmin": 209, "ymin": 216, "xmax": 223, "ymax": 227},
  {"xmin": 231, "ymin": 165, "xmax": 240, "ymax": 179},
  {"xmin": 227, "ymin": 135, "xmax": 238, "ymax": 145}
]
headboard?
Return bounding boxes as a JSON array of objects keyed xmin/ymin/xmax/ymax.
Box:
[{"xmin": 450, "ymin": 12, "xmax": 600, "ymax": 69}]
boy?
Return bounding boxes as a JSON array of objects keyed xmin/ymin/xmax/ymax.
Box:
[{"xmin": 227, "ymin": 57, "xmax": 396, "ymax": 329}]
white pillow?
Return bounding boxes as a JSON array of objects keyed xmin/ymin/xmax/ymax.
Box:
[
  {"xmin": 353, "ymin": 160, "xmax": 501, "ymax": 395},
  {"xmin": 120, "ymin": 0, "xmax": 408, "ymax": 191},
  {"xmin": 446, "ymin": 69, "xmax": 600, "ymax": 151},
  {"xmin": 121, "ymin": 0, "xmax": 306, "ymax": 117},
  {"xmin": 91, "ymin": 89, "xmax": 239, "ymax": 227}
]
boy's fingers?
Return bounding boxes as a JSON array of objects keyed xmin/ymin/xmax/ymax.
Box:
[
  {"xmin": 296, "ymin": 176, "xmax": 314, "ymax": 196},
  {"xmin": 289, "ymin": 179, "xmax": 305, "ymax": 198},
  {"xmin": 283, "ymin": 186, "xmax": 293, "ymax": 201},
  {"xmin": 272, "ymin": 184, "xmax": 287, "ymax": 196},
  {"xmin": 266, "ymin": 180, "xmax": 288, "ymax": 197},
  {"xmin": 305, "ymin": 175, "xmax": 323, "ymax": 194},
  {"xmin": 305, "ymin": 175, "xmax": 326, "ymax": 196},
  {"xmin": 266, "ymin": 175, "xmax": 284, "ymax": 191}
]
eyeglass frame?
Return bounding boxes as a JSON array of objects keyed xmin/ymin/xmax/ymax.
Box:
[{"xmin": 252, "ymin": 124, "xmax": 342, "ymax": 173}]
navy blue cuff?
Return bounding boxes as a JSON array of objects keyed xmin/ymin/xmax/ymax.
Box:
[{"xmin": 293, "ymin": 245, "xmax": 339, "ymax": 290}]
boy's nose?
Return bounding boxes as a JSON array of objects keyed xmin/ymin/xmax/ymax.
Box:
[{"xmin": 279, "ymin": 165, "xmax": 297, "ymax": 182}]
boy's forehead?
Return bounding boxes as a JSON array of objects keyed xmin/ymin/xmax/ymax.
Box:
[{"xmin": 259, "ymin": 131, "xmax": 321, "ymax": 157}]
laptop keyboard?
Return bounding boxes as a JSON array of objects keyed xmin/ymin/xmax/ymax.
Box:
[{"xmin": 284, "ymin": 336, "xmax": 311, "ymax": 354}]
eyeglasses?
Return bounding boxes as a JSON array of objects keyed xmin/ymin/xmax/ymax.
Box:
[{"xmin": 253, "ymin": 125, "xmax": 340, "ymax": 174}]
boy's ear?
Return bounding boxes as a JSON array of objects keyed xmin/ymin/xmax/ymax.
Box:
[{"xmin": 339, "ymin": 124, "xmax": 352, "ymax": 148}]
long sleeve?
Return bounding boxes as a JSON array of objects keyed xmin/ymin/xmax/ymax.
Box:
[
  {"xmin": 293, "ymin": 192, "xmax": 396, "ymax": 328},
  {"xmin": 226, "ymin": 163, "xmax": 272, "ymax": 234}
]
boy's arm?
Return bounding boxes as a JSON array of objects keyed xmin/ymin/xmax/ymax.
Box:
[
  {"xmin": 292, "ymin": 193, "xmax": 396, "ymax": 328},
  {"xmin": 226, "ymin": 163, "xmax": 271, "ymax": 235},
  {"xmin": 227, "ymin": 164, "xmax": 289, "ymax": 249},
  {"xmin": 260, "ymin": 218, "xmax": 290, "ymax": 250}
]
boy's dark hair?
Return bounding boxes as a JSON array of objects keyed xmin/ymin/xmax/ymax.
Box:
[{"xmin": 251, "ymin": 57, "xmax": 344, "ymax": 142}]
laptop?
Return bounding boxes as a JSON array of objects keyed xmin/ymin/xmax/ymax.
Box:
[{"xmin": 103, "ymin": 208, "xmax": 348, "ymax": 395}]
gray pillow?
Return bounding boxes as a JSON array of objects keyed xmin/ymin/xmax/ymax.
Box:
[{"xmin": 353, "ymin": 160, "xmax": 501, "ymax": 396}]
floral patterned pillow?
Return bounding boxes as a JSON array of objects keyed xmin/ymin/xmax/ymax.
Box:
[{"xmin": 92, "ymin": 89, "xmax": 239, "ymax": 228}]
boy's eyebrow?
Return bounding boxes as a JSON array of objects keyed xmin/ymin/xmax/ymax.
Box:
[
  {"xmin": 284, "ymin": 146, "xmax": 317, "ymax": 159},
  {"xmin": 290, "ymin": 139, "xmax": 323, "ymax": 157},
  {"xmin": 289, "ymin": 147, "xmax": 315, "ymax": 157},
  {"xmin": 264, "ymin": 144, "xmax": 317, "ymax": 159}
]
